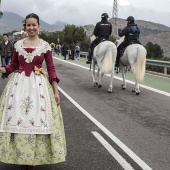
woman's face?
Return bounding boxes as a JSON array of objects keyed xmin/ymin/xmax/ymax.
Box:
[{"xmin": 25, "ymin": 18, "xmax": 40, "ymax": 37}]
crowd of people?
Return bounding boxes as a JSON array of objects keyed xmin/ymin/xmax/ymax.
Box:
[{"xmin": 50, "ymin": 42, "xmax": 80, "ymax": 60}]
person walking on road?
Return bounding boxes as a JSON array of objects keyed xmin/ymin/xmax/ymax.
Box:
[{"xmin": 0, "ymin": 13, "xmax": 66, "ymax": 170}]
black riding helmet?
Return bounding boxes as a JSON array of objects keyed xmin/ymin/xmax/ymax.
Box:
[
  {"xmin": 126, "ymin": 16, "xmax": 135, "ymax": 23},
  {"xmin": 101, "ymin": 13, "xmax": 109, "ymax": 20}
]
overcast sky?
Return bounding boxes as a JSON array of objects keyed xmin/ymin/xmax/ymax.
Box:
[{"xmin": 2, "ymin": 0, "xmax": 170, "ymax": 27}]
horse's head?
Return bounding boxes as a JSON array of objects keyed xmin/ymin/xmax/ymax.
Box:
[
  {"xmin": 90, "ymin": 35, "xmax": 96, "ymax": 43},
  {"xmin": 114, "ymin": 36, "xmax": 125, "ymax": 47}
]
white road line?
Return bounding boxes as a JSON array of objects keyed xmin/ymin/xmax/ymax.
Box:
[
  {"xmin": 58, "ymin": 86, "xmax": 153, "ymax": 170},
  {"xmin": 91, "ymin": 131, "xmax": 135, "ymax": 170},
  {"xmin": 54, "ymin": 57, "xmax": 170, "ymax": 97}
]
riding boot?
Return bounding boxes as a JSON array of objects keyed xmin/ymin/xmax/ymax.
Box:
[
  {"xmin": 86, "ymin": 49, "xmax": 92, "ymax": 64},
  {"xmin": 115, "ymin": 50, "xmax": 121, "ymax": 68},
  {"xmin": 115, "ymin": 50, "xmax": 121, "ymax": 74}
]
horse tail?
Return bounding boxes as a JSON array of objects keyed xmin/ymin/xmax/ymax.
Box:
[
  {"xmin": 135, "ymin": 46, "xmax": 146, "ymax": 83},
  {"xmin": 101, "ymin": 45, "xmax": 113, "ymax": 74}
]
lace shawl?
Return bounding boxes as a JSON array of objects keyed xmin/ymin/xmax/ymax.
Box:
[{"xmin": 14, "ymin": 39, "xmax": 52, "ymax": 63}]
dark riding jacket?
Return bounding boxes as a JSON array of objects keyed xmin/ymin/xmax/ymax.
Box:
[
  {"xmin": 93, "ymin": 19, "xmax": 112, "ymax": 39},
  {"xmin": 118, "ymin": 23, "xmax": 140, "ymax": 44}
]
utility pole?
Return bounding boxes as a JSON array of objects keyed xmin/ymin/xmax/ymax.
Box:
[{"xmin": 112, "ymin": 0, "xmax": 118, "ymax": 38}]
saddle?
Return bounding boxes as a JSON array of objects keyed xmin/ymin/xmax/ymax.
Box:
[
  {"xmin": 120, "ymin": 41, "xmax": 141, "ymax": 57},
  {"xmin": 95, "ymin": 38, "xmax": 108, "ymax": 47},
  {"xmin": 91, "ymin": 39, "xmax": 109, "ymax": 56}
]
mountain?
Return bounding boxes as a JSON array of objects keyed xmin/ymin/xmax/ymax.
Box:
[
  {"xmin": 0, "ymin": 12, "xmax": 66, "ymax": 34},
  {"xmin": 53, "ymin": 21, "xmax": 68, "ymax": 31},
  {"xmin": 0, "ymin": 12, "xmax": 170, "ymax": 58},
  {"xmin": 83, "ymin": 18, "xmax": 170, "ymax": 58}
]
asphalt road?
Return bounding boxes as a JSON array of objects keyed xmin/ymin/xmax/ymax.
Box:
[{"xmin": 0, "ymin": 58, "xmax": 170, "ymax": 170}]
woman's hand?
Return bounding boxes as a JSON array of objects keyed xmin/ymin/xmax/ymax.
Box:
[
  {"xmin": 0, "ymin": 67, "xmax": 6, "ymax": 73},
  {"xmin": 51, "ymin": 80, "xmax": 60, "ymax": 106},
  {"xmin": 54, "ymin": 92, "xmax": 60, "ymax": 106}
]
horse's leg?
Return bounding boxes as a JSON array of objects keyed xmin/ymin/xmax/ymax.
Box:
[
  {"xmin": 108, "ymin": 70, "xmax": 114, "ymax": 93},
  {"xmin": 131, "ymin": 65, "xmax": 140, "ymax": 95},
  {"xmin": 97, "ymin": 67, "xmax": 100, "ymax": 85},
  {"xmin": 98, "ymin": 69, "xmax": 103, "ymax": 88},
  {"xmin": 92, "ymin": 60, "xmax": 98, "ymax": 87},
  {"xmin": 121, "ymin": 65, "xmax": 126, "ymax": 90},
  {"xmin": 132, "ymin": 79, "xmax": 140, "ymax": 95}
]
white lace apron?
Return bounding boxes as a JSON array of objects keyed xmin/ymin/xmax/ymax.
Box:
[
  {"xmin": 0, "ymin": 72, "xmax": 54, "ymax": 134},
  {"xmin": 0, "ymin": 39, "xmax": 54, "ymax": 134}
]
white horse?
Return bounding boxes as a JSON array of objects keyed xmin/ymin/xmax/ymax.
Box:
[
  {"xmin": 91, "ymin": 35, "xmax": 117, "ymax": 92},
  {"xmin": 115, "ymin": 36, "xmax": 147, "ymax": 95}
]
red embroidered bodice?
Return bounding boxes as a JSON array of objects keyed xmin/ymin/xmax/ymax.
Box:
[{"xmin": 5, "ymin": 39, "xmax": 59, "ymax": 83}]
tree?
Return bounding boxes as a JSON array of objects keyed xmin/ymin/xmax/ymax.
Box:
[
  {"xmin": 145, "ymin": 42, "xmax": 164, "ymax": 59},
  {"xmin": 62, "ymin": 25, "xmax": 86, "ymax": 44},
  {"xmin": 79, "ymin": 36, "xmax": 90, "ymax": 51},
  {"xmin": 39, "ymin": 25, "xmax": 89, "ymax": 51},
  {"xmin": 145, "ymin": 42, "xmax": 166, "ymax": 73}
]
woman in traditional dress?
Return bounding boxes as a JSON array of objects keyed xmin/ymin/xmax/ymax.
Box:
[{"xmin": 0, "ymin": 13, "xmax": 66, "ymax": 170}]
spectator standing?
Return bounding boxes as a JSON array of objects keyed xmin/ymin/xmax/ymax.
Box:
[
  {"xmin": 56, "ymin": 43, "xmax": 61, "ymax": 56},
  {"xmin": 0, "ymin": 33, "xmax": 13, "ymax": 66},
  {"xmin": 70, "ymin": 43, "xmax": 75, "ymax": 60},
  {"xmin": 75, "ymin": 43, "xmax": 80, "ymax": 60},
  {"xmin": 61, "ymin": 43, "xmax": 68, "ymax": 60}
]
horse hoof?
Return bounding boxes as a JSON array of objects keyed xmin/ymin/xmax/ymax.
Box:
[
  {"xmin": 98, "ymin": 84, "xmax": 102, "ymax": 88},
  {"xmin": 108, "ymin": 89, "xmax": 112, "ymax": 93},
  {"xmin": 136, "ymin": 92, "xmax": 140, "ymax": 95},
  {"xmin": 94, "ymin": 82, "xmax": 98, "ymax": 87},
  {"xmin": 121, "ymin": 85, "xmax": 126, "ymax": 90}
]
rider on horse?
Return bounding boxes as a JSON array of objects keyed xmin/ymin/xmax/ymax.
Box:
[
  {"xmin": 86, "ymin": 13, "xmax": 112, "ymax": 64},
  {"xmin": 115, "ymin": 16, "xmax": 140, "ymax": 68}
]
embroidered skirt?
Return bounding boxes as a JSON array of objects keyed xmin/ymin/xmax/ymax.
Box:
[{"xmin": 0, "ymin": 72, "xmax": 66, "ymax": 165}]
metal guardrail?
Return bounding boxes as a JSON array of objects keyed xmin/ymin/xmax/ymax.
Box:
[
  {"xmin": 80, "ymin": 51, "xmax": 170, "ymax": 75},
  {"xmin": 80, "ymin": 52, "xmax": 88, "ymax": 59},
  {"xmin": 146, "ymin": 59, "xmax": 170, "ymax": 74}
]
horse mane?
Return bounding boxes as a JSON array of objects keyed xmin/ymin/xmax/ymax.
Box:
[{"xmin": 115, "ymin": 36, "xmax": 125, "ymax": 47}]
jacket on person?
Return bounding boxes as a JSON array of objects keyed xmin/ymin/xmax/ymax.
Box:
[
  {"xmin": 0, "ymin": 40, "xmax": 13, "ymax": 57},
  {"xmin": 93, "ymin": 19, "xmax": 112, "ymax": 39},
  {"xmin": 61, "ymin": 44, "xmax": 68, "ymax": 55},
  {"xmin": 118, "ymin": 23, "xmax": 140, "ymax": 44}
]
